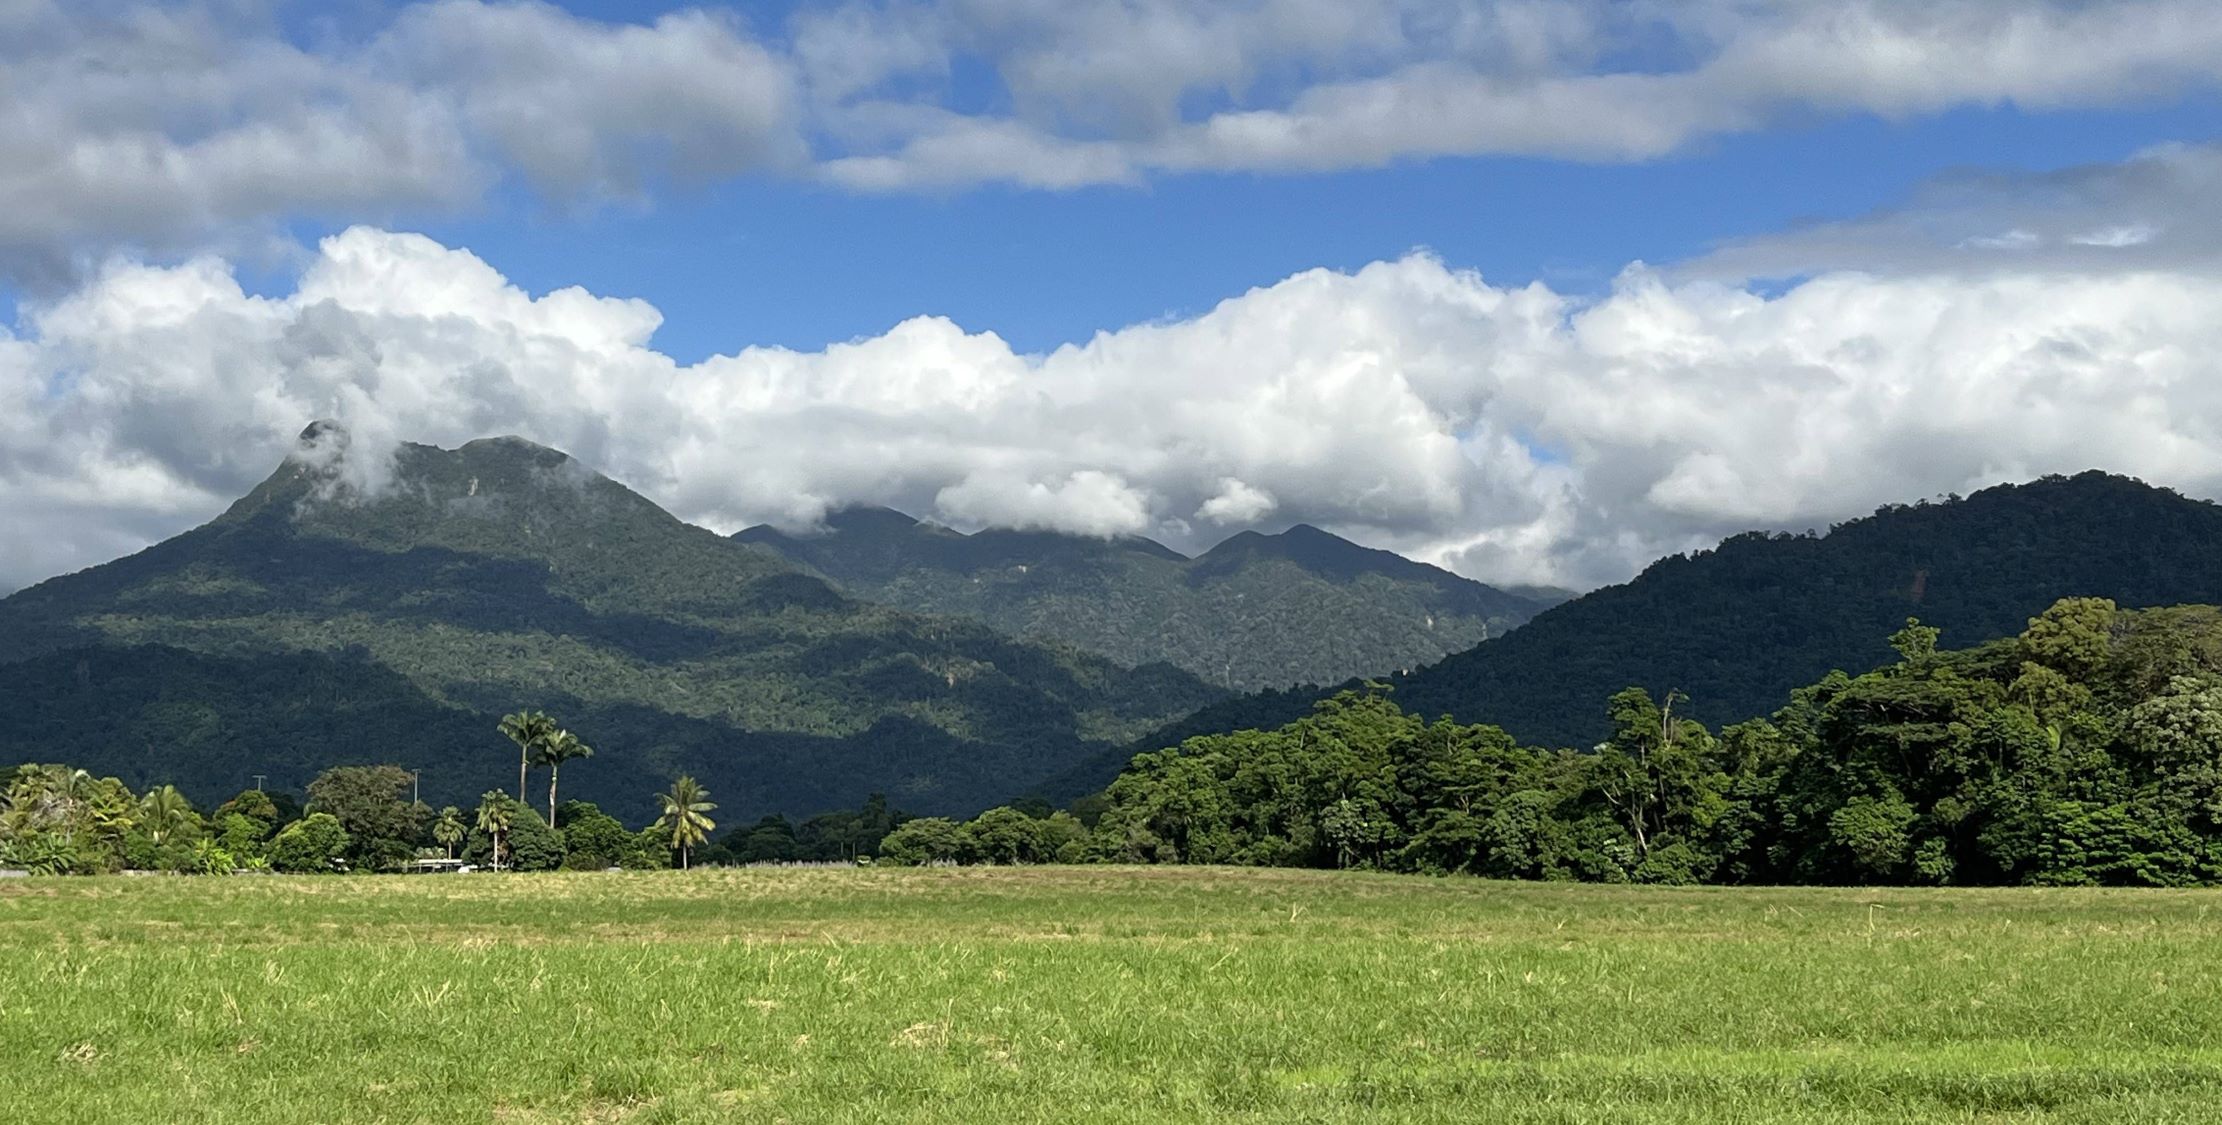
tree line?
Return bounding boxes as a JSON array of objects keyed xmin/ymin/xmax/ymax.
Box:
[
  {"xmin": 21, "ymin": 598, "xmax": 2222, "ymax": 885},
  {"xmin": 0, "ymin": 709, "xmax": 720, "ymax": 875},
  {"xmin": 893, "ymin": 599, "xmax": 2222, "ymax": 886}
]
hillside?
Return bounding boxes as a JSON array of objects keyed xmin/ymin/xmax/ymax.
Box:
[
  {"xmin": 0, "ymin": 426, "xmax": 1225, "ymax": 821},
  {"xmin": 1038, "ymin": 471, "xmax": 2222, "ymax": 799},
  {"xmin": 735, "ymin": 509, "xmax": 1544, "ymax": 691}
]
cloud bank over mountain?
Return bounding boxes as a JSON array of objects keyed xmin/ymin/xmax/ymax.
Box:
[{"xmin": 9, "ymin": 195, "xmax": 2222, "ymax": 594}]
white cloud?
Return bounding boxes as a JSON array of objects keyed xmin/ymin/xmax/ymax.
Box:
[
  {"xmin": 1690, "ymin": 141, "xmax": 2222, "ymax": 280},
  {"xmin": 937, "ymin": 469, "xmax": 1154, "ymax": 536},
  {"xmin": 801, "ymin": 0, "xmax": 2222, "ymax": 189},
  {"xmin": 0, "ymin": 0, "xmax": 797, "ymax": 283},
  {"xmin": 1198, "ymin": 479, "xmax": 1277, "ymax": 525},
  {"xmin": 10, "ymin": 225, "xmax": 2222, "ymax": 597},
  {"xmin": 2072, "ymin": 223, "xmax": 2158, "ymax": 248},
  {"xmin": 11, "ymin": 0, "xmax": 2222, "ymax": 276}
]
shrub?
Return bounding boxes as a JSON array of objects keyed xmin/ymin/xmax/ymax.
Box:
[
  {"xmin": 269, "ymin": 813, "xmax": 352, "ymax": 873},
  {"xmin": 878, "ymin": 818, "xmax": 974, "ymax": 866}
]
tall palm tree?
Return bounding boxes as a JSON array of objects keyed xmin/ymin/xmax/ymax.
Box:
[
  {"xmin": 139, "ymin": 784, "xmax": 195, "ymax": 846},
  {"xmin": 474, "ymin": 791, "xmax": 514, "ymax": 871},
  {"xmin": 533, "ymin": 730, "xmax": 593, "ymax": 830},
  {"xmin": 497, "ymin": 711, "xmax": 557, "ymax": 807},
  {"xmin": 652, "ymin": 776, "xmax": 717, "ymax": 870},
  {"xmin": 432, "ymin": 806, "xmax": 465, "ymax": 858}
]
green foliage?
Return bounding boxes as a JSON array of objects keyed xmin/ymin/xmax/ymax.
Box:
[
  {"xmin": 535, "ymin": 728, "xmax": 593, "ymax": 828},
  {"xmin": 1141, "ymin": 473, "xmax": 2222, "ymax": 778},
  {"xmin": 472, "ymin": 790, "xmax": 516, "ymax": 870},
  {"xmin": 877, "ymin": 817, "xmax": 975, "ymax": 866},
  {"xmin": 267, "ymin": 813, "xmax": 350, "ymax": 873},
  {"xmin": 215, "ymin": 789, "xmax": 281, "ymax": 829},
  {"xmin": 700, "ymin": 793, "xmax": 907, "ymax": 865},
  {"xmin": 738, "ymin": 510, "xmax": 1546, "ymax": 692},
  {"xmin": 500, "ymin": 806, "xmax": 564, "ymax": 872},
  {"xmin": 652, "ymin": 776, "xmax": 717, "ymax": 868},
  {"xmin": 306, "ymin": 765, "xmax": 424, "ymax": 871},
  {"xmin": 556, "ymin": 802, "xmax": 632, "ymax": 869},
  {"xmin": 0, "ymin": 431, "xmax": 1228, "ymax": 824},
  {"xmin": 431, "ymin": 806, "xmax": 466, "ymax": 858},
  {"xmin": 216, "ymin": 813, "xmax": 269, "ymax": 860},
  {"xmin": 1052, "ymin": 600, "xmax": 2222, "ymax": 887}
]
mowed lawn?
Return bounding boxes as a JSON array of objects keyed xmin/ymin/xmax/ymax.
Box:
[{"xmin": 5, "ymin": 869, "xmax": 2222, "ymax": 1123}]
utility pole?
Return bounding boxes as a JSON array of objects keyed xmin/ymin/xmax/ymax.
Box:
[
  {"xmin": 411, "ymin": 770, "xmax": 421, "ymax": 808},
  {"xmin": 252, "ymin": 774, "xmax": 266, "ymax": 792}
]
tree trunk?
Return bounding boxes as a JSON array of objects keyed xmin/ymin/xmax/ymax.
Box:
[
  {"xmin": 548, "ymin": 766, "xmax": 559, "ymax": 830},
  {"xmin": 517, "ymin": 750, "xmax": 527, "ymax": 810}
]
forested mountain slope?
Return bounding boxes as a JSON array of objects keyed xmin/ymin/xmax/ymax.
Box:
[
  {"xmin": 1040, "ymin": 472, "xmax": 2222, "ymax": 799},
  {"xmin": 0, "ymin": 426, "xmax": 1224, "ymax": 821},
  {"xmin": 736, "ymin": 509, "xmax": 1544, "ymax": 691}
]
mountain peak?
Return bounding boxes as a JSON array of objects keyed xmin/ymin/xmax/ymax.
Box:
[
  {"xmin": 297, "ymin": 419, "xmax": 348, "ymax": 446},
  {"xmin": 821, "ymin": 505, "xmax": 923, "ymax": 535},
  {"xmin": 1193, "ymin": 521, "xmax": 1419, "ymax": 583}
]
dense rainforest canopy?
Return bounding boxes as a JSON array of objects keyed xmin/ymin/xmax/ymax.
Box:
[
  {"xmin": 0, "ymin": 428, "xmax": 1224, "ymax": 822},
  {"xmin": 1021, "ymin": 598, "xmax": 2222, "ymax": 885},
  {"xmin": 24, "ymin": 598, "xmax": 2222, "ymax": 886},
  {"xmin": 737, "ymin": 508, "xmax": 1546, "ymax": 692},
  {"xmin": 1046, "ymin": 472, "xmax": 2222, "ymax": 802}
]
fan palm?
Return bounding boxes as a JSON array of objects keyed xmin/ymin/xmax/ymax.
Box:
[
  {"xmin": 652, "ymin": 776, "xmax": 717, "ymax": 870},
  {"xmin": 432, "ymin": 806, "xmax": 465, "ymax": 859},
  {"xmin": 497, "ymin": 711, "xmax": 557, "ymax": 807},
  {"xmin": 533, "ymin": 730, "xmax": 593, "ymax": 829},
  {"xmin": 474, "ymin": 791, "xmax": 514, "ymax": 871},
  {"xmin": 139, "ymin": 785, "xmax": 195, "ymax": 846}
]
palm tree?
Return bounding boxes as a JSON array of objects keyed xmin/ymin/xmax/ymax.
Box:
[
  {"xmin": 497, "ymin": 711, "xmax": 557, "ymax": 806},
  {"xmin": 533, "ymin": 730, "xmax": 593, "ymax": 830},
  {"xmin": 139, "ymin": 785, "xmax": 195, "ymax": 846},
  {"xmin": 432, "ymin": 806, "xmax": 465, "ymax": 859},
  {"xmin": 474, "ymin": 791, "xmax": 514, "ymax": 871},
  {"xmin": 652, "ymin": 776, "xmax": 717, "ymax": 870}
]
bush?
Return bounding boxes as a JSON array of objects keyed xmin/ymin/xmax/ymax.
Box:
[
  {"xmin": 269, "ymin": 813, "xmax": 352, "ymax": 873},
  {"xmin": 506, "ymin": 808, "xmax": 565, "ymax": 872},
  {"xmin": 0, "ymin": 833, "xmax": 81, "ymax": 876},
  {"xmin": 559, "ymin": 804, "xmax": 632, "ymax": 870},
  {"xmin": 878, "ymin": 818, "xmax": 974, "ymax": 866},
  {"xmin": 623, "ymin": 827, "xmax": 671, "ymax": 870},
  {"xmin": 217, "ymin": 813, "xmax": 271, "ymax": 860}
]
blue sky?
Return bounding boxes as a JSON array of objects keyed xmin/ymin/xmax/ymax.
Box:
[
  {"xmin": 6, "ymin": 0, "xmax": 2222, "ymax": 594},
  {"xmin": 404, "ymin": 96, "xmax": 2222, "ymax": 361}
]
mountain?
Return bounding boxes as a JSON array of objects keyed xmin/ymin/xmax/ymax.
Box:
[
  {"xmin": 734, "ymin": 510, "xmax": 1545, "ymax": 691},
  {"xmin": 0, "ymin": 426, "xmax": 1226, "ymax": 821},
  {"xmin": 1038, "ymin": 471, "xmax": 2222, "ymax": 799}
]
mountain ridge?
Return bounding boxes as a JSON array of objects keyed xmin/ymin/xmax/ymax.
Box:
[
  {"xmin": 1035, "ymin": 470, "xmax": 2222, "ymax": 800},
  {"xmin": 735, "ymin": 508, "xmax": 1546, "ymax": 691},
  {"xmin": 0, "ymin": 426, "xmax": 1227, "ymax": 821}
]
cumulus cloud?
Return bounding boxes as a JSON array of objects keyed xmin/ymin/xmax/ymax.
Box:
[
  {"xmin": 1198, "ymin": 479, "xmax": 1277, "ymax": 525},
  {"xmin": 937, "ymin": 469, "xmax": 1154, "ymax": 536},
  {"xmin": 0, "ymin": 0, "xmax": 797, "ymax": 284},
  {"xmin": 12, "ymin": 0, "xmax": 2222, "ymax": 276},
  {"xmin": 9, "ymin": 224, "xmax": 2222, "ymax": 597},
  {"xmin": 804, "ymin": 0, "xmax": 2222, "ymax": 189}
]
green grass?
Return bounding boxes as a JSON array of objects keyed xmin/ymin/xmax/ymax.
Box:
[{"xmin": 6, "ymin": 868, "xmax": 2222, "ymax": 1122}]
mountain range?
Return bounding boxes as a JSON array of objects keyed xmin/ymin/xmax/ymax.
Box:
[
  {"xmin": 0, "ymin": 426, "xmax": 1225, "ymax": 821},
  {"xmin": 735, "ymin": 508, "xmax": 1548, "ymax": 691},
  {"xmin": 1041, "ymin": 471, "xmax": 2222, "ymax": 800},
  {"xmin": 12, "ymin": 427, "xmax": 2222, "ymax": 828}
]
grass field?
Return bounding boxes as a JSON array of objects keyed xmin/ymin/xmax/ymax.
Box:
[{"xmin": 6, "ymin": 868, "xmax": 2222, "ymax": 1123}]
